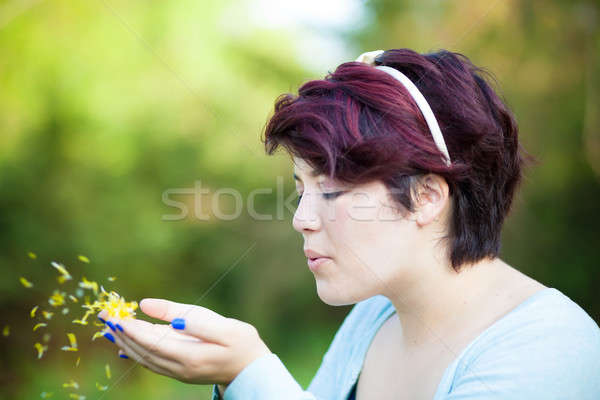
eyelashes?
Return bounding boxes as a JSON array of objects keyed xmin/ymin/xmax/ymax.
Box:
[
  {"xmin": 296, "ymin": 191, "xmax": 345, "ymax": 205},
  {"xmin": 322, "ymin": 191, "xmax": 344, "ymax": 200}
]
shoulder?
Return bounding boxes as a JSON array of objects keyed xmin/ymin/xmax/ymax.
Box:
[
  {"xmin": 471, "ymin": 287, "xmax": 600, "ymax": 352},
  {"xmin": 447, "ymin": 288, "xmax": 600, "ymax": 399},
  {"xmin": 470, "ymin": 287, "xmax": 600, "ymax": 346}
]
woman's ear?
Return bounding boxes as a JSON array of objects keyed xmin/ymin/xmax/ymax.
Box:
[{"xmin": 413, "ymin": 174, "xmax": 449, "ymax": 227}]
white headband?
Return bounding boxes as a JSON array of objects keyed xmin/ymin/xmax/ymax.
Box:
[{"xmin": 355, "ymin": 50, "xmax": 451, "ymax": 166}]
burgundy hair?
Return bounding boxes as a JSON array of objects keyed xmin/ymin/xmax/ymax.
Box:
[{"xmin": 263, "ymin": 48, "xmax": 529, "ymax": 271}]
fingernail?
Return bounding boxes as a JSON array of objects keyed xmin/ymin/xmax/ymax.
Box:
[
  {"xmin": 119, "ymin": 354, "xmax": 129, "ymax": 359},
  {"xmin": 116, "ymin": 323, "xmax": 124, "ymax": 332},
  {"xmin": 103, "ymin": 332, "xmax": 115, "ymax": 343},
  {"xmin": 171, "ymin": 318, "xmax": 185, "ymax": 330},
  {"xmin": 106, "ymin": 321, "xmax": 116, "ymax": 332},
  {"xmin": 98, "ymin": 316, "xmax": 106, "ymax": 324}
]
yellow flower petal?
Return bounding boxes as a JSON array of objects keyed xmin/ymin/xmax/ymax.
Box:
[
  {"xmin": 68, "ymin": 394, "xmax": 85, "ymax": 400},
  {"xmin": 34, "ymin": 342, "xmax": 48, "ymax": 359},
  {"xmin": 28, "ymin": 252, "xmax": 37, "ymax": 259},
  {"xmin": 30, "ymin": 306, "xmax": 39, "ymax": 318},
  {"xmin": 20, "ymin": 277, "xmax": 33, "ymax": 288},
  {"xmin": 75, "ymin": 357, "xmax": 80, "ymax": 367},
  {"xmin": 105, "ymin": 363, "xmax": 111, "ymax": 379},
  {"xmin": 51, "ymin": 261, "xmax": 72, "ymax": 282},
  {"xmin": 42, "ymin": 311, "xmax": 54, "ymax": 320},
  {"xmin": 84, "ymin": 291, "xmax": 137, "ymax": 320},
  {"xmin": 95, "ymin": 382, "xmax": 108, "ymax": 391},
  {"xmin": 62, "ymin": 380, "xmax": 79, "ymax": 389},
  {"xmin": 81, "ymin": 310, "xmax": 94, "ymax": 322},
  {"xmin": 67, "ymin": 333, "xmax": 77, "ymax": 348},
  {"xmin": 107, "ymin": 276, "xmax": 116, "ymax": 282},
  {"xmin": 48, "ymin": 290, "xmax": 66, "ymax": 307},
  {"xmin": 79, "ymin": 277, "xmax": 98, "ymax": 296},
  {"xmin": 68, "ymin": 295, "xmax": 78, "ymax": 303},
  {"xmin": 61, "ymin": 333, "xmax": 78, "ymax": 351},
  {"xmin": 33, "ymin": 323, "xmax": 47, "ymax": 332},
  {"xmin": 78, "ymin": 255, "xmax": 90, "ymax": 263},
  {"xmin": 72, "ymin": 319, "xmax": 88, "ymax": 325},
  {"xmin": 91, "ymin": 331, "xmax": 105, "ymax": 341}
]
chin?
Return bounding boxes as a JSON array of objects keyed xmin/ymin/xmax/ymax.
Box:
[{"xmin": 315, "ymin": 281, "xmax": 359, "ymax": 306}]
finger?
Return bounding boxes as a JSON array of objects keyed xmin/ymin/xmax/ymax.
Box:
[
  {"xmin": 112, "ymin": 318, "xmax": 182, "ymax": 362},
  {"xmin": 140, "ymin": 298, "xmax": 225, "ymax": 323},
  {"xmin": 117, "ymin": 349, "xmax": 129, "ymax": 359},
  {"xmin": 98, "ymin": 310, "xmax": 108, "ymax": 321},
  {"xmin": 116, "ymin": 318, "xmax": 206, "ymax": 363},
  {"xmin": 114, "ymin": 317, "xmax": 234, "ymax": 383},
  {"xmin": 118, "ymin": 317, "xmax": 203, "ymax": 345},
  {"xmin": 129, "ymin": 319, "xmax": 202, "ymax": 342},
  {"xmin": 109, "ymin": 321, "xmax": 181, "ymax": 374},
  {"xmin": 139, "ymin": 299, "xmax": 231, "ymax": 344},
  {"xmin": 111, "ymin": 317, "xmax": 194, "ymax": 342}
]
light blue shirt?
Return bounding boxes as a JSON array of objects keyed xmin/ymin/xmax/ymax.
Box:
[{"xmin": 212, "ymin": 287, "xmax": 600, "ymax": 399}]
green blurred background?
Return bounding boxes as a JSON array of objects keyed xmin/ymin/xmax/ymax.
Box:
[{"xmin": 1, "ymin": 0, "xmax": 599, "ymax": 398}]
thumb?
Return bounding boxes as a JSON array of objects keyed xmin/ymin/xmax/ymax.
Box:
[{"xmin": 140, "ymin": 298, "xmax": 230, "ymax": 344}]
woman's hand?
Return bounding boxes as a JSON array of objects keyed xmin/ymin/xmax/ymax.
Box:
[{"xmin": 97, "ymin": 298, "xmax": 271, "ymax": 387}]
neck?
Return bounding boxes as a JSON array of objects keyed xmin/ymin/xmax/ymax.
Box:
[{"xmin": 382, "ymin": 255, "xmax": 507, "ymax": 347}]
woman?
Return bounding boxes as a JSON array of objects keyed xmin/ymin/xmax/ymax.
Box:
[{"xmin": 99, "ymin": 48, "xmax": 600, "ymax": 399}]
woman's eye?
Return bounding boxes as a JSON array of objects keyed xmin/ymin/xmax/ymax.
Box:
[
  {"xmin": 322, "ymin": 191, "xmax": 344, "ymax": 200},
  {"xmin": 295, "ymin": 191, "xmax": 344, "ymax": 206}
]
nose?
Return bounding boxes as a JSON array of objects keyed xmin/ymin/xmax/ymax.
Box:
[{"xmin": 292, "ymin": 191, "xmax": 322, "ymax": 233}]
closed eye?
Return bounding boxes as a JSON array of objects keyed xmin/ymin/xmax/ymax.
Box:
[
  {"xmin": 295, "ymin": 191, "xmax": 344, "ymax": 206},
  {"xmin": 322, "ymin": 191, "xmax": 344, "ymax": 200}
]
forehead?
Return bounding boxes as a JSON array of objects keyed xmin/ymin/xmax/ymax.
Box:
[
  {"xmin": 292, "ymin": 157, "xmax": 320, "ymax": 178},
  {"xmin": 292, "ymin": 157, "xmax": 310, "ymax": 171}
]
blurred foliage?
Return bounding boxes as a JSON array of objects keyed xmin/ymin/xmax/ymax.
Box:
[{"xmin": 1, "ymin": 0, "xmax": 598, "ymax": 398}]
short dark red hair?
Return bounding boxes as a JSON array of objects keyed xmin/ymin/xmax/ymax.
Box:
[{"xmin": 263, "ymin": 48, "xmax": 529, "ymax": 271}]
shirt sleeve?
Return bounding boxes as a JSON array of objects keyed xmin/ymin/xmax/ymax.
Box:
[
  {"xmin": 210, "ymin": 353, "xmax": 321, "ymax": 400},
  {"xmin": 445, "ymin": 299, "xmax": 600, "ymax": 400}
]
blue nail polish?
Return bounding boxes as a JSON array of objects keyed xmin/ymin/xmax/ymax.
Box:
[
  {"xmin": 106, "ymin": 321, "xmax": 116, "ymax": 332},
  {"xmin": 98, "ymin": 317, "xmax": 106, "ymax": 324},
  {"xmin": 119, "ymin": 354, "xmax": 129, "ymax": 359},
  {"xmin": 116, "ymin": 323, "xmax": 124, "ymax": 332},
  {"xmin": 171, "ymin": 318, "xmax": 185, "ymax": 330},
  {"xmin": 104, "ymin": 332, "xmax": 115, "ymax": 343}
]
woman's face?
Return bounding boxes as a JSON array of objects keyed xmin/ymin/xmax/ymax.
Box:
[{"xmin": 292, "ymin": 157, "xmax": 422, "ymax": 306}]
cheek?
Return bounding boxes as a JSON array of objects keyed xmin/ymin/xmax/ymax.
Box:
[
  {"xmin": 327, "ymin": 197, "xmax": 393, "ymax": 267},
  {"xmin": 333, "ymin": 191, "xmax": 382, "ymax": 225},
  {"xmin": 327, "ymin": 196, "xmax": 375, "ymax": 244},
  {"xmin": 328, "ymin": 194, "xmax": 412, "ymax": 273},
  {"xmin": 331, "ymin": 191, "xmax": 399, "ymax": 239}
]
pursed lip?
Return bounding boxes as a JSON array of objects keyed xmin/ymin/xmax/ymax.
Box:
[{"xmin": 303, "ymin": 249, "xmax": 330, "ymax": 260}]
